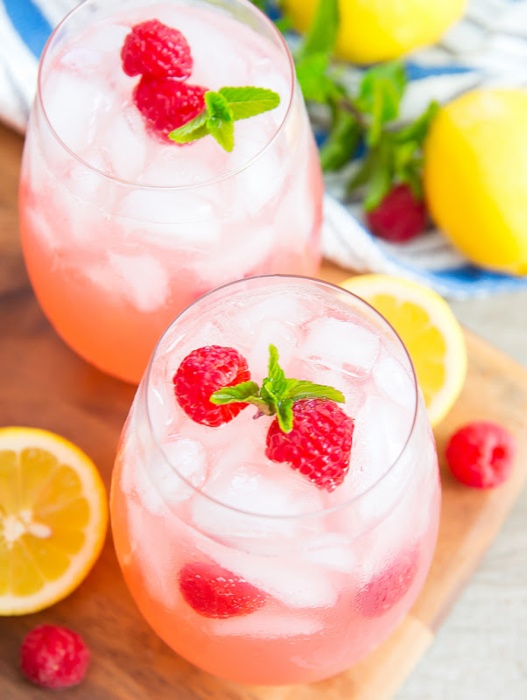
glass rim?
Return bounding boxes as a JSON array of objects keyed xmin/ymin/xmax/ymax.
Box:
[
  {"xmin": 141, "ymin": 274, "xmax": 421, "ymax": 522},
  {"xmin": 35, "ymin": 0, "xmax": 297, "ymax": 191}
]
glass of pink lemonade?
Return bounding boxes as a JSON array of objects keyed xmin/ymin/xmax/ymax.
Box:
[
  {"xmin": 18, "ymin": 0, "xmax": 323, "ymax": 384},
  {"xmin": 110, "ymin": 275, "xmax": 441, "ymax": 685}
]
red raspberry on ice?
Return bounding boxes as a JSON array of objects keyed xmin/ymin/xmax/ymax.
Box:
[
  {"xmin": 445, "ymin": 420, "xmax": 516, "ymax": 488},
  {"xmin": 179, "ymin": 562, "xmax": 267, "ymax": 618},
  {"xmin": 173, "ymin": 345, "xmax": 251, "ymax": 427},
  {"xmin": 355, "ymin": 548, "xmax": 419, "ymax": 618},
  {"xmin": 133, "ymin": 76, "xmax": 207, "ymax": 138},
  {"xmin": 20, "ymin": 625, "xmax": 90, "ymax": 690},
  {"xmin": 265, "ymin": 398, "xmax": 354, "ymax": 492},
  {"xmin": 121, "ymin": 19, "xmax": 193, "ymax": 80},
  {"xmin": 366, "ymin": 183, "xmax": 428, "ymax": 243}
]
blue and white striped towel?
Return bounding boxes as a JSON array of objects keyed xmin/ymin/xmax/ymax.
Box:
[
  {"xmin": 0, "ymin": 0, "xmax": 76, "ymax": 132},
  {"xmin": 2, "ymin": 0, "xmax": 527, "ymax": 298}
]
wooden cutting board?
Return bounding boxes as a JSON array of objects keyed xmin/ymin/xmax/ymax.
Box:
[{"xmin": 1, "ymin": 122, "xmax": 527, "ymax": 699}]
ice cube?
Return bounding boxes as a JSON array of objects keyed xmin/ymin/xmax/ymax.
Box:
[
  {"xmin": 303, "ymin": 318, "xmax": 381, "ymax": 374},
  {"xmin": 140, "ymin": 141, "xmax": 220, "ymax": 188},
  {"xmin": 291, "ymin": 359, "xmax": 359, "ymax": 408},
  {"xmin": 198, "ymin": 545, "xmax": 339, "ymax": 609},
  {"xmin": 126, "ymin": 498, "xmax": 180, "ymax": 605},
  {"xmin": 248, "ymin": 318, "xmax": 300, "ymax": 379},
  {"xmin": 185, "ymin": 20, "xmax": 246, "ymax": 89},
  {"xmin": 212, "ymin": 609, "xmax": 324, "ymax": 639},
  {"xmin": 73, "ymin": 22, "xmax": 129, "ymax": 54},
  {"xmin": 118, "ymin": 188, "xmax": 221, "ymax": 249},
  {"xmin": 68, "ymin": 160, "xmax": 105, "ymax": 202},
  {"xmin": 232, "ymin": 141, "xmax": 286, "ymax": 211},
  {"xmin": 233, "ymin": 288, "xmax": 309, "ymax": 342},
  {"xmin": 60, "ymin": 47, "xmax": 104, "ymax": 72},
  {"xmin": 190, "ymin": 421, "xmax": 325, "ymax": 545},
  {"xmin": 103, "ymin": 107, "xmax": 147, "ymax": 182},
  {"xmin": 122, "ymin": 440, "xmax": 168, "ymax": 517},
  {"xmin": 373, "ymin": 355, "xmax": 415, "ymax": 407},
  {"xmin": 194, "ymin": 225, "xmax": 275, "ymax": 288},
  {"xmin": 351, "ymin": 395, "xmax": 413, "ymax": 492},
  {"xmin": 43, "ymin": 70, "xmax": 113, "ymax": 153},
  {"xmin": 85, "ymin": 252, "xmax": 169, "ymax": 313},
  {"xmin": 300, "ymin": 533, "xmax": 356, "ymax": 573},
  {"xmin": 149, "ymin": 438, "xmax": 209, "ymax": 505},
  {"xmin": 25, "ymin": 208, "xmax": 60, "ymax": 251},
  {"xmin": 146, "ymin": 381, "xmax": 175, "ymax": 439},
  {"xmin": 272, "ymin": 170, "xmax": 320, "ymax": 252}
]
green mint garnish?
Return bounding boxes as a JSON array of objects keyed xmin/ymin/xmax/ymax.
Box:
[
  {"xmin": 169, "ymin": 86, "xmax": 280, "ymax": 152},
  {"xmin": 265, "ymin": 0, "xmax": 439, "ymax": 209},
  {"xmin": 210, "ymin": 344, "xmax": 345, "ymax": 433}
]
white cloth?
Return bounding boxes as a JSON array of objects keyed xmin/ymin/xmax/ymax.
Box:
[{"xmin": 2, "ymin": 0, "xmax": 527, "ymax": 297}]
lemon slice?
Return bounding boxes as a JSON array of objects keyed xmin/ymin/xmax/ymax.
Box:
[
  {"xmin": 0, "ymin": 427, "xmax": 108, "ymax": 615},
  {"xmin": 340, "ymin": 274, "xmax": 467, "ymax": 427}
]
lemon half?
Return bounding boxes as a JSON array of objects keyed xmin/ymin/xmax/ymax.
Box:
[
  {"xmin": 0, "ymin": 427, "xmax": 108, "ymax": 615},
  {"xmin": 340, "ymin": 274, "xmax": 467, "ymax": 426}
]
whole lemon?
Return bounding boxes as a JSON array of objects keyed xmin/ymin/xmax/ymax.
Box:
[
  {"xmin": 424, "ymin": 88, "xmax": 527, "ymax": 277},
  {"xmin": 284, "ymin": 0, "xmax": 467, "ymax": 64}
]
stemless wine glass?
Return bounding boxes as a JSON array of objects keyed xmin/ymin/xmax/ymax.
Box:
[
  {"xmin": 110, "ymin": 275, "xmax": 441, "ymax": 685},
  {"xmin": 18, "ymin": 0, "xmax": 323, "ymax": 384}
]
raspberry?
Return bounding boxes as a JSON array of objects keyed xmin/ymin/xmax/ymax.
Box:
[
  {"xmin": 179, "ymin": 562, "xmax": 267, "ymax": 618},
  {"xmin": 445, "ymin": 420, "xmax": 516, "ymax": 488},
  {"xmin": 20, "ymin": 625, "xmax": 90, "ymax": 690},
  {"xmin": 121, "ymin": 19, "xmax": 192, "ymax": 80},
  {"xmin": 173, "ymin": 345, "xmax": 251, "ymax": 427},
  {"xmin": 265, "ymin": 399, "xmax": 354, "ymax": 492},
  {"xmin": 134, "ymin": 76, "xmax": 207, "ymax": 138},
  {"xmin": 366, "ymin": 183, "xmax": 428, "ymax": 243},
  {"xmin": 355, "ymin": 548, "xmax": 419, "ymax": 617}
]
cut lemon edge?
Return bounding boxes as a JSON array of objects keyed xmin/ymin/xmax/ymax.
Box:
[
  {"xmin": 339, "ymin": 274, "xmax": 467, "ymax": 427},
  {"xmin": 0, "ymin": 426, "xmax": 108, "ymax": 615}
]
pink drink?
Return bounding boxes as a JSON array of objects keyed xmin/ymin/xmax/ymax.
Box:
[
  {"xmin": 110, "ymin": 275, "xmax": 441, "ymax": 685},
  {"xmin": 18, "ymin": 0, "xmax": 323, "ymax": 384}
]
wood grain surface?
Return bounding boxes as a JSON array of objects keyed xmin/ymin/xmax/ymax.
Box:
[{"xmin": 1, "ymin": 121, "xmax": 527, "ymax": 699}]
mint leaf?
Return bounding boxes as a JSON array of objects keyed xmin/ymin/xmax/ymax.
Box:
[
  {"xmin": 204, "ymin": 91, "xmax": 234, "ymax": 152},
  {"xmin": 396, "ymin": 101, "xmax": 439, "ymax": 143},
  {"xmin": 299, "ymin": 0, "xmax": 339, "ymax": 58},
  {"xmin": 286, "ymin": 380, "xmax": 345, "ymax": 403},
  {"xmin": 260, "ymin": 344, "xmax": 288, "ymax": 408},
  {"xmin": 210, "ymin": 381, "xmax": 260, "ymax": 405},
  {"xmin": 219, "ymin": 87, "xmax": 280, "ymax": 121},
  {"xmin": 276, "ymin": 399, "xmax": 294, "ymax": 434},
  {"xmin": 357, "ymin": 62, "xmax": 406, "ymax": 118},
  {"xmin": 295, "ymin": 53, "xmax": 338, "ymax": 104},
  {"xmin": 357, "ymin": 62, "xmax": 407, "ymax": 147},
  {"xmin": 168, "ymin": 85, "xmax": 280, "ymax": 152},
  {"xmin": 168, "ymin": 110, "xmax": 208, "ymax": 144},
  {"xmin": 319, "ymin": 108, "xmax": 361, "ymax": 172},
  {"xmin": 362, "ymin": 136, "xmax": 393, "ymax": 211}
]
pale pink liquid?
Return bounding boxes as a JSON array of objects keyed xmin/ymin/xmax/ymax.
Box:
[
  {"xmin": 111, "ymin": 277, "xmax": 441, "ymax": 685},
  {"xmin": 19, "ymin": 1, "xmax": 323, "ymax": 384}
]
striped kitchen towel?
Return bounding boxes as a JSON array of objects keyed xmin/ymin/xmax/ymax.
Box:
[
  {"xmin": 2, "ymin": 0, "xmax": 527, "ymax": 297},
  {"xmin": 0, "ymin": 0, "xmax": 77, "ymax": 132}
]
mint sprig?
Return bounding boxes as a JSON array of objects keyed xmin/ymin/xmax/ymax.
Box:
[
  {"xmin": 210, "ymin": 344, "xmax": 344, "ymax": 433},
  {"xmin": 169, "ymin": 86, "xmax": 280, "ymax": 152},
  {"xmin": 253, "ymin": 0, "xmax": 439, "ymax": 212}
]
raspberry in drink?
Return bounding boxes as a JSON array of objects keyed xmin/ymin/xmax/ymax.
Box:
[
  {"xmin": 18, "ymin": 0, "xmax": 323, "ymax": 383},
  {"xmin": 110, "ymin": 275, "xmax": 441, "ymax": 684}
]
